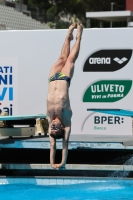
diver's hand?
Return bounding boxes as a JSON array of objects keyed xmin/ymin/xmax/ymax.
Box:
[
  {"xmin": 56, "ymin": 163, "xmax": 66, "ymax": 170},
  {"xmin": 51, "ymin": 164, "xmax": 57, "ymax": 170}
]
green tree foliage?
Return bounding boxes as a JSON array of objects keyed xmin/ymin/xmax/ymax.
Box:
[
  {"xmin": 19, "ymin": 0, "xmax": 126, "ymax": 28},
  {"xmin": 27, "ymin": 0, "xmax": 125, "ymax": 12}
]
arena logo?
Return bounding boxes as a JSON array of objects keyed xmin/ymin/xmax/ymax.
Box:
[
  {"xmin": 83, "ymin": 49, "xmax": 132, "ymax": 72},
  {"xmin": 89, "ymin": 57, "xmax": 111, "ymax": 64},
  {"xmin": 113, "ymin": 57, "xmax": 128, "ymax": 64}
]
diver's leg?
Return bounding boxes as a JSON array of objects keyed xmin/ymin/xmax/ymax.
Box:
[
  {"xmin": 61, "ymin": 23, "xmax": 83, "ymax": 79},
  {"xmin": 48, "ymin": 24, "xmax": 75, "ymax": 78}
]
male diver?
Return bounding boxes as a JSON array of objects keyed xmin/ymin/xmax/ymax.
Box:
[{"xmin": 46, "ymin": 23, "xmax": 83, "ymax": 170}]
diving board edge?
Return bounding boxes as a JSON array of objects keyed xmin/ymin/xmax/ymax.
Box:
[{"xmin": 0, "ymin": 114, "xmax": 47, "ymax": 121}]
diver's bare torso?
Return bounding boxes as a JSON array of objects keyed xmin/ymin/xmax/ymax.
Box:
[{"xmin": 47, "ymin": 80, "xmax": 72, "ymax": 125}]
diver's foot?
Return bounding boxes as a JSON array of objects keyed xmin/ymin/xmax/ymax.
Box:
[
  {"xmin": 67, "ymin": 23, "xmax": 76, "ymax": 40},
  {"xmin": 76, "ymin": 23, "xmax": 83, "ymax": 40}
]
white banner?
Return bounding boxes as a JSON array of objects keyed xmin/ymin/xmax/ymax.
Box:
[{"xmin": 0, "ymin": 29, "xmax": 132, "ymax": 135}]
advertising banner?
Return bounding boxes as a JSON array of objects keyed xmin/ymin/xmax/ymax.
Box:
[
  {"xmin": 0, "ymin": 57, "xmax": 18, "ymax": 115},
  {"xmin": 82, "ymin": 112, "xmax": 132, "ymax": 135},
  {"xmin": 0, "ymin": 29, "xmax": 132, "ymax": 135}
]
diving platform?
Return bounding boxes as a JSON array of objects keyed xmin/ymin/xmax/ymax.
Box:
[
  {"xmin": 0, "ymin": 113, "xmax": 48, "ymax": 137},
  {"xmin": 0, "ymin": 134, "xmax": 133, "ymax": 150}
]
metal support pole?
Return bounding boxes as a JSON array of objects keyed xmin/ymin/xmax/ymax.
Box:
[
  {"xmin": 20, "ymin": 0, "xmax": 23, "ymax": 12},
  {"xmin": 100, "ymin": 21, "xmax": 103, "ymax": 28},
  {"xmin": 110, "ymin": 2, "xmax": 115, "ymax": 28},
  {"xmin": 86, "ymin": 18, "xmax": 91, "ymax": 28},
  {"xmin": 127, "ymin": 16, "xmax": 131, "ymax": 27}
]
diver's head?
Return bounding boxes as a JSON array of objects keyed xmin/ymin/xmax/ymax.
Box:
[{"xmin": 50, "ymin": 118, "xmax": 65, "ymax": 139}]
